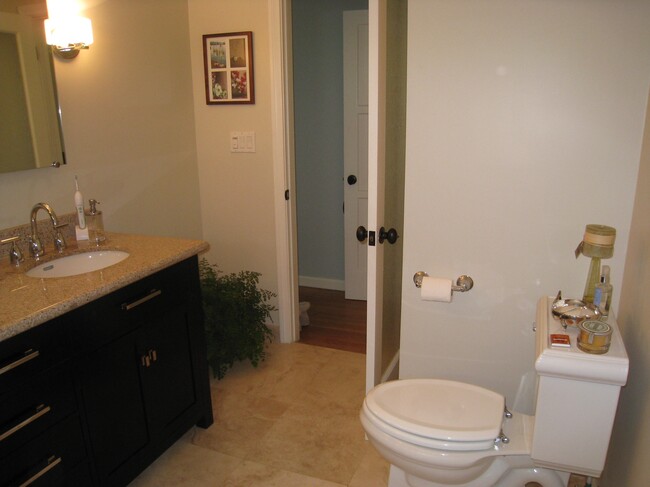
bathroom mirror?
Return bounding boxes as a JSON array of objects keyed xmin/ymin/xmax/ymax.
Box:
[{"xmin": 0, "ymin": 0, "xmax": 65, "ymax": 174}]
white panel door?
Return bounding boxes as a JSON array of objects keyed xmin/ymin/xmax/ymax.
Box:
[
  {"xmin": 365, "ymin": 0, "xmax": 386, "ymax": 391},
  {"xmin": 343, "ymin": 10, "xmax": 369, "ymax": 301}
]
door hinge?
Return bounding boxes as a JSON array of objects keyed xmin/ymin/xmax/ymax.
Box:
[{"xmin": 284, "ymin": 190, "xmax": 290, "ymax": 201}]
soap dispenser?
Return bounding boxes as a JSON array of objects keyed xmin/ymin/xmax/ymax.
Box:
[{"xmin": 86, "ymin": 199, "xmax": 105, "ymax": 244}]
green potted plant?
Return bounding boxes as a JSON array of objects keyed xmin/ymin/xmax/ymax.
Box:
[{"xmin": 199, "ymin": 258, "xmax": 276, "ymax": 379}]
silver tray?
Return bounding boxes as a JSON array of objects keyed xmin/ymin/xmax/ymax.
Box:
[{"xmin": 552, "ymin": 291, "xmax": 601, "ymax": 328}]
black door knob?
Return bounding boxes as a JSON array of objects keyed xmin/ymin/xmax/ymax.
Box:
[
  {"xmin": 356, "ymin": 226, "xmax": 368, "ymax": 242},
  {"xmin": 379, "ymin": 227, "xmax": 399, "ymax": 244},
  {"xmin": 347, "ymin": 174, "xmax": 357, "ymax": 185}
]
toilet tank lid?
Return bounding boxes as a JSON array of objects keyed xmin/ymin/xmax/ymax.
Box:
[
  {"xmin": 536, "ymin": 296, "xmax": 629, "ymax": 386},
  {"xmin": 365, "ymin": 379, "xmax": 505, "ymax": 443}
]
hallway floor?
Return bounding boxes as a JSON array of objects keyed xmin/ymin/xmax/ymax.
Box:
[
  {"xmin": 129, "ymin": 341, "xmax": 388, "ymax": 486},
  {"xmin": 298, "ymin": 286, "xmax": 367, "ymax": 354}
]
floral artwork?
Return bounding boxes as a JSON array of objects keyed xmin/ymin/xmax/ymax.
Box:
[
  {"xmin": 212, "ymin": 72, "xmax": 228, "ymax": 99},
  {"xmin": 203, "ymin": 32, "xmax": 254, "ymax": 104},
  {"xmin": 210, "ymin": 41, "xmax": 227, "ymax": 69},
  {"xmin": 231, "ymin": 71, "xmax": 248, "ymax": 99}
]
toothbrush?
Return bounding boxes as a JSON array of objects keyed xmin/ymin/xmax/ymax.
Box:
[{"xmin": 75, "ymin": 176, "xmax": 86, "ymax": 229}]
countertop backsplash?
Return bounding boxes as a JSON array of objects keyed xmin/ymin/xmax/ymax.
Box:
[{"xmin": 0, "ymin": 212, "xmax": 77, "ymax": 261}]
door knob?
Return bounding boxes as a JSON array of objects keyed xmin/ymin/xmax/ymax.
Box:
[
  {"xmin": 379, "ymin": 227, "xmax": 399, "ymax": 244},
  {"xmin": 347, "ymin": 174, "xmax": 357, "ymax": 185},
  {"xmin": 356, "ymin": 226, "xmax": 368, "ymax": 242}
]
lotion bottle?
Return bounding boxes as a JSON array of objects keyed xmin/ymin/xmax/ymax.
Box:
[{"xmin": 594, "ymin": 265, "xmax": 613, "ymax": 319}]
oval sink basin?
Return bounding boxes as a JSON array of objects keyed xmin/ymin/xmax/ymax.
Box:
[{"xmin": 26, "ymin": 250, "xmax": 130, "ymax": 278}]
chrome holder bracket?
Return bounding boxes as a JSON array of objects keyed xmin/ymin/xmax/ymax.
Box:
[{"xmin": 413, "ymin": 272, "xmax": 474, "ymax": 293}]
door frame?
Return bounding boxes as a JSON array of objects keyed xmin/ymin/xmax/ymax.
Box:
[
  {"xmin": 268, "ymin": 0, "xmax": 381, "ymax": 364},
  {"xmin": 268, "ymin": 0, "xmax": 299, "ymax": 344}
]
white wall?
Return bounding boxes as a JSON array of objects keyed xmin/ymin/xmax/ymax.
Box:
[
  {"xmin": 188, "ymin": 0, "xmax": 279, "ymax": 308},
  {"xmin": 0, "ymin": 0, "xmax": 202, "ymax": 240},
  {"xmin": 400, "ymin": 0, "xmax": 650, "ymax": 411},
  {"xmin": 604, "ymin": 90, "xmax": 650, "ymax": 487}
]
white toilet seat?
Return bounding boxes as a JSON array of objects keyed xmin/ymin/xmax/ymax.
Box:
[
  {"xmin": 360, "ymin": 379, "xmax": 570, "ymax": 486},
  {"xmin": 364, "ymin": 379, "xmax": 505, "ymax": 451}
]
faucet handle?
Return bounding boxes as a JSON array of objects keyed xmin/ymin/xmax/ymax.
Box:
[
  {"xmin": 1, "ymin": 236, "xmax": 25, "ymax": 267},
  {"xmin": 53, "ymin": 223, "xmax": 68, "ymax": 253}
]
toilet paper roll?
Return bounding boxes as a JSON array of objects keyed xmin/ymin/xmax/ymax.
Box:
[{"xmin": 420, "ymin": 277, "xmax": 453, "ymax": 303}]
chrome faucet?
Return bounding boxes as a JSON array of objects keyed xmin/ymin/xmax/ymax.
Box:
[{"xmin": 29, "ymin": 203, "xmax": 67, "ymax": 258}]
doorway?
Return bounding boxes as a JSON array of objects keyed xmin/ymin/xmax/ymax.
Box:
[{"xmin": 291, "ymin": 0, "xmax": 369, "ymax": 352}]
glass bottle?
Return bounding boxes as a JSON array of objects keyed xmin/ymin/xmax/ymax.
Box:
[{"xmin": 594, "ymin": 265, "xmax": 613, "ymax": 319}]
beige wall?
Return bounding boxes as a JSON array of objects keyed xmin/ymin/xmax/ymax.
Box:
[
  {"xmin": 604, "ymin": 90, "xmax": 650, "ymax": 486},
  {"xmin": 0, "ymin": 0, "xmax": 202, "ymax": 239},
  {"xmin": 187, "ymin": 0, "xmax": 279, "ymax": 302},
  {"xmin": 400, "ymin": 0, "xmax": 650, "ymax": 409}
]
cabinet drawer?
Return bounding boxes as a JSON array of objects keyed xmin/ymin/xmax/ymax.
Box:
[
  {"xmin": 0, "ymin": 363, "xmax": 77, "ymax": 459},
  {"xmin": 0, "ymin": 414, "xmax": 87, "ymax": 486},
  {"xmin": 70, "ymin": 258, "xmax": 198, "ymax": 350},
  {"xmin": 0, "ymin": 317, "xmax": 70, "ymax": 396}
]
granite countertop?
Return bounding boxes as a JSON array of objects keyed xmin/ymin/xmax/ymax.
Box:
[{"xmin": 0, "ymin": 233, "xmax": 209, "ymax": 342}]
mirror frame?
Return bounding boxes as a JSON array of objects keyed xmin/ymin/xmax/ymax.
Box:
[{"xmin": 0, "ymin": 1, "xmax": 66, "ymax": 174}]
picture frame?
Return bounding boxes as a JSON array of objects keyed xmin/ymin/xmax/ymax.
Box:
[{"xmin": 203, "ymin": 31, "xmax": 255, "ymax": 105}]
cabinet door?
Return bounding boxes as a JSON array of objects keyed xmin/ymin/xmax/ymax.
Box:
[
  {"xmin": 138, "ymin": 304, "xmax": 196, "ymax": 440},
  {"xmin": 79, "ymin": 329, "xmax": 148, "ymax": 480}
]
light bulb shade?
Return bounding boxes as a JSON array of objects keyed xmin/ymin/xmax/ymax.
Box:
[{"xmin": 44, "ymin": 15, "xmax": 93, "ymax": 49}]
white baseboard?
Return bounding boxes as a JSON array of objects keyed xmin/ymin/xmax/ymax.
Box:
[
  {"xmin": 298, "ymin": 275, "xmax": 345, "ymax": 291},
  {"xmin": 381, "ymin": 350, "xmax": 400, "ymax": 383}
]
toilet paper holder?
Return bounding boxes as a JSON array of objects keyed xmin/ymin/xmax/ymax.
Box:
[{"xmin": 413, "ymin": 271, "xmax": 474, "ymax": 293}]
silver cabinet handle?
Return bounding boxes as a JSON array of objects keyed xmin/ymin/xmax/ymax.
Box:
[
  {"xmin": 121, "ymin": 289, "xmax": 162, "ymax": 311},
  {"xmin": 18, "ymin": 455, "xmax": 62, "ymax": 487},
  {"xmin": 0, "ymin": 404, "xmax": 51, "ymax": 442},
  {"xmin": 0, "ymin": 404, "xmax": 52, "ymax": 441},
  {"xmin": 0, "ymin": 349, "xmax": 40, "ymax": 377}
]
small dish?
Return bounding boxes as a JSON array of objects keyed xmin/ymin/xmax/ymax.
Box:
[{"xmin": 552, "ymin": 291, "xmax": 601, "ymax": 328}]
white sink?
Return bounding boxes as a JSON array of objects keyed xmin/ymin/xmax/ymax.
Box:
[{"xmin": 26, "ymin": 250, "xmax": 130, "ymax": 278}]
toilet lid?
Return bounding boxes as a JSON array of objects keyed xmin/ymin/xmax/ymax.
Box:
[{"xmin": 365, "ymin": 379, "xmax": 505, "ymax": 445}]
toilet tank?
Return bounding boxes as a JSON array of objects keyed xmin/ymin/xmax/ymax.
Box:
[{"xmin": 531, "ymin": 296, "xmax": 629, "ymax": 478}]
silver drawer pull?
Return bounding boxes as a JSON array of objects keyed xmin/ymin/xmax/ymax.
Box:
[
  {"xmin": 0, "ymin": 404, "xmax": 51, "ymax": 442},
  {"xmin": 0, "ymin": 349, "xmax": 40, "ymax": 377},
  {"xmin": 121, "ymin": 289, "xmax": 162, "ymax": 311},
  {"xmin": 18, "ymin": 455, "xmax": 62, "ymax": 487}
]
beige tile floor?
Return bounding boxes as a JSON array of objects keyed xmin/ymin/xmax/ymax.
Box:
[
  {"xmin": 129, "ymin": 339, "xmax": 591, "ymax": 487},
  {"xmin": 130, "ymin": 341, "xmax": 389, "ymax": 486}
]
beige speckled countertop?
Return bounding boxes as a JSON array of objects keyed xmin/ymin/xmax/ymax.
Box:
[{"xmin": 0, "ymin": 233, "xmax": 208, "ymax": 342}]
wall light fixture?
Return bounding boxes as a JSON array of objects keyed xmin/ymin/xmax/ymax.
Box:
[{"xmin": 44, "ymin": 0, "xmax": 93, "ymax": 59}]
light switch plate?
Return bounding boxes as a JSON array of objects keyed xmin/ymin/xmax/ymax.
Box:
[
  {"xmin": 230, "ymin": 132, "xmax": 240, "ymax": 151},
  {"xmin": 230, "ymin": 131, "xmax": 256, "ymax": 153}
]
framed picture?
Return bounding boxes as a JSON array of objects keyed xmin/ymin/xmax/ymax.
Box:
[{"xmin": 203, "ymin": 31, "xmax": 255, "ymax": 105}]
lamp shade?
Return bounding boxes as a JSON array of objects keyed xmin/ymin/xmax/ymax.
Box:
[{"xmin": 44, "ymin": 15, "xmax": 93, "ymax": 48}]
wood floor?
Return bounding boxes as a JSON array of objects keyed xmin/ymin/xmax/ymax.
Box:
[{"xmin": 298, "ymin": 286, "xmax": 367, "ymax": 354}]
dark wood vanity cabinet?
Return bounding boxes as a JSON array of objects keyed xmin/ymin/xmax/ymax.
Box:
[
  {"xmin": 0, "ymin": 256, "xmax": 213, "ymax": 486},
  {"xmin": 0, "ymin": 315, "xmax": 92, "ymax": 486}
]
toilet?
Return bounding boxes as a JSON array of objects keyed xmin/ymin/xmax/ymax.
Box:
[{"xmin": 360, "ymin": 296, "xmax": 629, "ymax": 487}]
